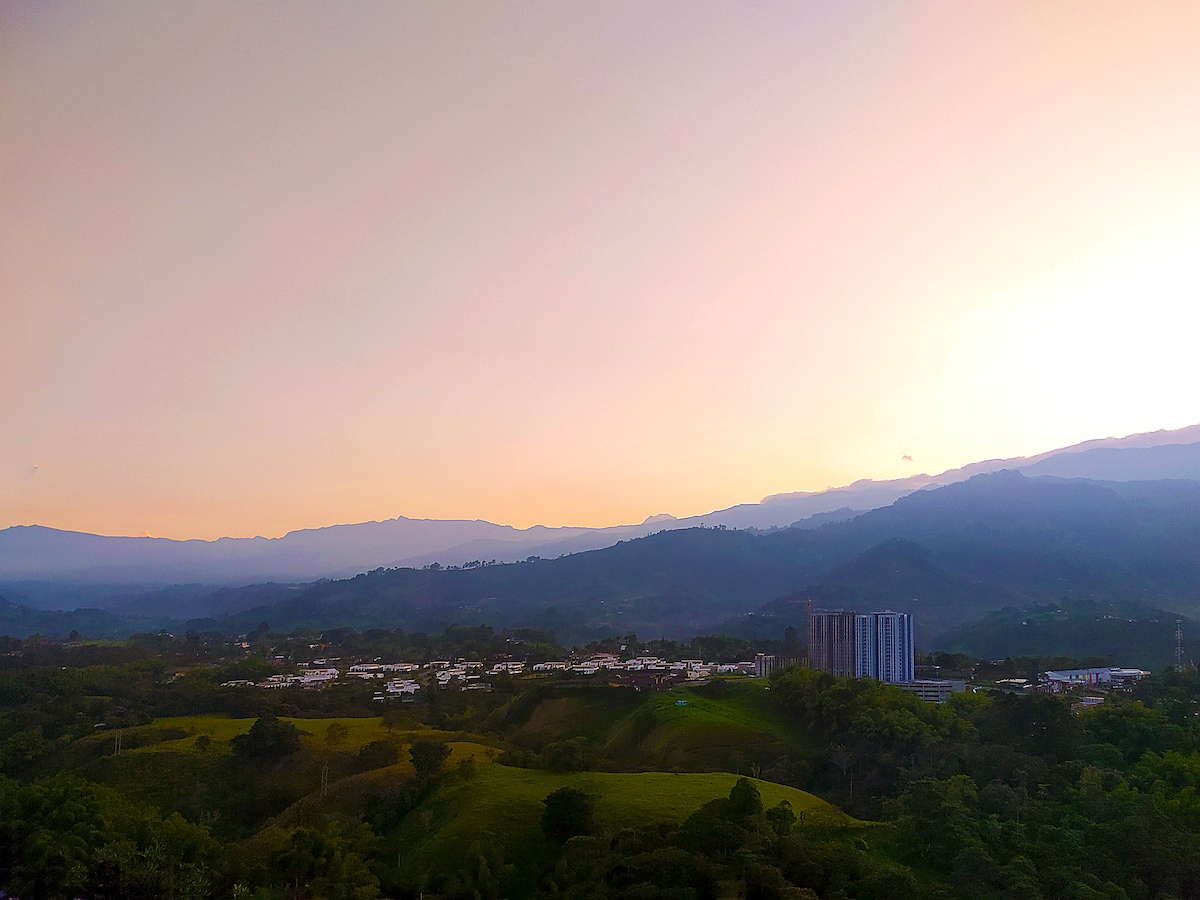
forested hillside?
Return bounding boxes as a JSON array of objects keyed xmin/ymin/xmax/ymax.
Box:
[
  {"xmin": 210, "ymin": 473, "xmax": 1200, "ymax": 646},
  {"xmin": 9, "ymin": 472, "xmax": 1200, "ymax": 653},
  {"xmin": 937, "ymin": 599, "xmax": 1198, "ymax": 670}
]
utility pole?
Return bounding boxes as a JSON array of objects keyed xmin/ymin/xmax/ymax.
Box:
[
  {"xmin": 320, "ymin": 761, "xmax": 329, "ymax": 798},
  {"xmin": 114, "ymin": 729, "xmax": 122, "ymax": 756}
]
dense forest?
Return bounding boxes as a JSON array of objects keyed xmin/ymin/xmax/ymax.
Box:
[
  {"xmin": 3, "ymin": 626, "xmax": 1200, "ymax": 898},
  {"xmin": 938, "ymin": 598, "xmax": 1198, "ymax": 670}
]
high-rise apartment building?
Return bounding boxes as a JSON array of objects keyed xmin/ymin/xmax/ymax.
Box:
[
  {"xmin": 854, "ymin": 611, "xmax": 914, "ymax": 683},
  {"xmin": 854, "ymin": 614, "xmax": 876, "ymax": 679},
  {"xmin": 808, "ymin": 609, "xmax": 856, "ymax": 677}
]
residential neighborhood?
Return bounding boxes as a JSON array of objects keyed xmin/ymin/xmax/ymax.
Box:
[{"xmin": 217, "ymin": 629, "xmax": 1151, "ymax": 709}]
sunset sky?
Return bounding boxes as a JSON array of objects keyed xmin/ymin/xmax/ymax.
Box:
[{"xmin": 3, "ymin": 2, "xmax": 1200, "ymax": 540}]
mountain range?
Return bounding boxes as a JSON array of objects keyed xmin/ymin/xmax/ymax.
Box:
[
  {"xmin": 5, "ymin": 424, "xmax": 1200, "ymax": 597},
  {"xmin": 193, "ymin": 470, "xmax": 1200, "ymax": 645},
  {"xmin": 7, "ymin": 463, "xmax": 1200, "ymax": 665}
]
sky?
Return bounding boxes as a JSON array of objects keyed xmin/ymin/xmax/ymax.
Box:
[{"xmin": 3, "ymin": 2, "xmax": 1200, "ymax": 540}]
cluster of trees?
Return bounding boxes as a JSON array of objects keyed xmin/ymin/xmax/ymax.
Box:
[
  {"xmin": 0, "ymin": 774, "xmax": 219, "ymax": 900},
  {"xmin": 771, "ymin": 665, "xmax": 1200, "ymax": 898},
  {"xmin": 0, "ymin": 731, "xmax": 463, "ymax": 900},
  {"xmin": 531, "ymin": 778, "xmax": 911, "ymax": 900},
  {"xmin": 414, "ymin": 776, "xmax": 901, "ymax": 900}
]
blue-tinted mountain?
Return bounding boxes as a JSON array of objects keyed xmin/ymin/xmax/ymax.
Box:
[
  {"xmin": 5, "ymin": 425, "xmax": 1200, "ymax": 593},
  {"xmin": 154, "ymin": 472, "xmax": 1200, "ymax": 648}
]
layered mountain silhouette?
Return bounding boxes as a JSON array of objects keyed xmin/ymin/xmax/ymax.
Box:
[
  {"xmin": 5, "ymin": 424, "xmax": 1200, "ymax": 591},
  {"xmin": 157, "ymin": 471, "xmax": 1200, "ymax": 647},
  {"xmin": 9, "ymin": 467, "xmax": 1200, "ymax": 654}
]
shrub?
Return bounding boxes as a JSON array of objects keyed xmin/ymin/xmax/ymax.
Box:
[
  {"xmin": 357, "ymin": 739, "xmax": 400, "ymax": 771},
  {"xmin": 231, "ymin": 716, "xmax": 301, "ymax": 761},
  {"xmin": 541, "ymin": 787, "xmax": 594, "ymax": 843},
  {"xmin": 410, "ymin": 739, "xmax": 451, "ymax": 781}
]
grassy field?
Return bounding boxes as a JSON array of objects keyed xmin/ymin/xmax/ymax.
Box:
[
  {"xmin": 664, "ymin": 680, "xmax": 799, "ymax": 740},
  {"xmin": 63, "ymin": 703, "xmax": 831, "ymax": 866},
  {"xmin": 264, "ymin": 739, "xmax": 500, "ymax": 827},
  {"xmin": 499, "ymin": 679, "xmax": 811, "ymax": 773},
  {"xmin": 148, "ymin": 714, "xmax": 394, "ymax": 749},
  {"xmin": 56, "ymin": 705, "xmax": 866, "ymax": 893},
  {"xmin": 68, "ymin": 715, "xmax": 499, "ymax": 836},
  {"xmin": 498, "ymin": 685, "xmax": 644, "ymax": 746},
  {"xmin": 631, "ymin": 681, "xmax": 810, "ymax": 762},
  {"xmin": 138, "ymin": 714, "xmax": 488, "ymax": 753},
  {"xmin": 396, "ymin": 762, "xmax": 855, "ymax": 887}
]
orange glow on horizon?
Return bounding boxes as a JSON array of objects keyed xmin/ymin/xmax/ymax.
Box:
[{"xmin": 2, "ymin": 3, "xmax": 1199, "ymax": 540}]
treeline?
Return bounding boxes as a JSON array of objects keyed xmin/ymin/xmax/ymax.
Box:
[{"xmin": 517, "ymin": 778, "xmax": 899, "ymax": 900}]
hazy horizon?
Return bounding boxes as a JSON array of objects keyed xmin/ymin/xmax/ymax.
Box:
[
  {"xmin": 4, "ymin": 3, "xmax": 1200, "ymax": 540},
  {"xmin": 5, "ymin": 422, "xmax": 1199, "ymax": 542}
]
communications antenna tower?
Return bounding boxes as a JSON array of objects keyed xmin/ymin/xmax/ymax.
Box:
[{"xmin": 1176, "ymin": 620, "xmax": 1185, "ymax": 670}]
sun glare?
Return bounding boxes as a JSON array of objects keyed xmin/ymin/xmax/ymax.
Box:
[{"xmin": 936, "ymin": 220, "xmax": 1200, "ymax": 458}]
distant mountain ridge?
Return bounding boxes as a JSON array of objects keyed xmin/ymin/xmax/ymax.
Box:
[
  {"xmin": 4, "ymin": 424, "xmax": 1200, "ymax": 592},
  {"xmin": 0, "ymin": 517, "xmax": 665, "ymax": 586},
  {"xmin": 179, "ymin": 472, "xmax": 1200, "ymax": 645},
  {"xmin": 8, "ymin": 470, "xmax": 1200, "ymax": 650}
]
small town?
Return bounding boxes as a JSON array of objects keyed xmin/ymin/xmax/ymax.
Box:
[{"xmin": 217, "ymin": 610, "xmax": 1152, "ymax": 709}]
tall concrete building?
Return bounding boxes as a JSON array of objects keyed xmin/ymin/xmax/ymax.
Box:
[
  {"xmin": 854, "ymin": 611, "xmax": 915, "ymax": 684},
  {"xmin": 808, "ymin": 608, "xmax": 856, "ymax": 677}
]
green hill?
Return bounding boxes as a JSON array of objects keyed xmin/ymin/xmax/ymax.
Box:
[
  {"xmin": 490, "ymin": 680, "xmax": 812, "ymax": 776},
  {"xmin": 390, "ymin": 763, "xmax": 855, "ymax": 893}
]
